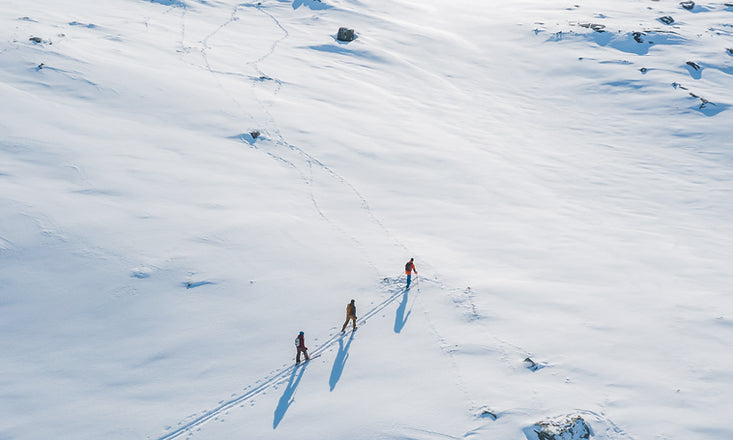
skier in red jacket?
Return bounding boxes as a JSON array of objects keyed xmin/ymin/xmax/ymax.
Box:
[{"xmin": 405, "ymin": 258, "xmax": 417, "ymax": 288}]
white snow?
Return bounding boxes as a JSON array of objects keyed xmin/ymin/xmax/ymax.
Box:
[{"xmin": 1, "ymin": 0, "xmax": 733, "ymax": 439}]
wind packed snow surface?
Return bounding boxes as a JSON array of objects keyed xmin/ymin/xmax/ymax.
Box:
[{"xmin": 1, "ymin": 0, "xmax": 732, "ymax": 439}]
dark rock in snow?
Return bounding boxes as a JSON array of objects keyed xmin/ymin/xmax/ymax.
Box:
[
  {"xmin": 337, "ymin": 27, "xmax": 355, "ymax": 42},
  {"xmin": 689, "ymin": 92, "xmax": 713, "ymax": 109},
  {"xmin": 29, "ymin": 36, "xmax": 42, "ymax": 43},
  {"xmin": 478, "ymin": 407, "xmax": 497, "ymax": 420},
  {"xmin": 632, "ymin": 31, "xmax": 645, "ymax": 43},
  {"xmin": 524, "ymin": 357, "xmax": 540, "ymax": 371},
  {"xmin": 525, "ymin": 415, "xmax": 592, "ymax": 440},
  {"xmin": 685, "ymin": 61, "xmax": 703, "ymax": 79},
  {"xmin": 726, "ymin": 48, "xmax": 733, "ymax": 56},
  {"xmin": 250, "ymin": 130, "xmax": 261, "ymax": 139},
  {"xmin": 659, "ymin": 16, "xmax": 675, "ymax": 25},
  {"xmin": 680, "ymin": 1, "xmax": 695, "ymax": 10},
  {"xmin": 579, "ymin": 23, "xmax": 606, "ymax": 32}
]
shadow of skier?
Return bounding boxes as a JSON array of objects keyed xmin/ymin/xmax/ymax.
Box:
[
  {"xmin": 394, "ymin": 288, "xmax": 412, "ymax": 333},
  {"xmin": 329, "ymin": 332, "xmax": 354, "ymax": 391},
  {"xmin": 273, "ymin": 363, "xmax": 307, "ymax": 428}
]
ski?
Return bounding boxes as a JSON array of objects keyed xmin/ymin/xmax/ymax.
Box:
[{"xmin": 295, "ymin": 353, "xmax": 321, "ymax": 366}]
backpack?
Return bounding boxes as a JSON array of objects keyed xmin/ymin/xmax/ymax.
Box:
[
  {"xmin": 294, "ymin": 336, "xmax": 300, "ymax": 347},
  {"xmin": 405, "ymin": 261, "xmax": 411, "ymax": 271}
]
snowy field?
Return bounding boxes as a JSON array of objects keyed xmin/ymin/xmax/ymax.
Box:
[{"xmin": 1, "ymin": 0, "xmax": 732, "ymax": 439}]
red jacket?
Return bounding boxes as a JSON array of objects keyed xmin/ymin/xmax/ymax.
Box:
[{"xmin": 405, "ymin": 261, "xmax": 417, "ymax": 275}]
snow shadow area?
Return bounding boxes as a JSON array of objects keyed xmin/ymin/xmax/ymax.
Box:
[
  {"xmin": 329, "ymin": 332, "xmax": 355, "ymax": 391},
  {"xmin": 273, "ymin": 363, "xmax": 308, "ymax": 428}
]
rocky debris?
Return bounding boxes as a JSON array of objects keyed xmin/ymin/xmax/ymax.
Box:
[
  {"xmin": 680, "ymin": 1, "xmax": 695, "ymax": 10},
  {"xmin": 632, "ymin": 31, "xmax": 645, "ymax": 43},
  {"xmin": 727, "ymin": 48, "xmax": 733, "ymax": 55},
  {"xmin": 337, "ymin": 27, "xmax": 355, "ymax": 42},
  {"xmin": 524, "ymin": 357, "xmax": 541, "ymax": 371},
  {"xmin": 686, "ymin": 61, "xmax": 701, "ymax": 70},
  {"xmin": 659, "ymin": 16, "xmax": 675, "ymax": 25},
  {"xmin": 525, "ymin": 415, "xmax": 592, "ymax": 440},
  {"xmin": 29, "ymin": 36, "xmax": 42, "ymax": 43},
  {"xmin": 250, "ymin": 130, "xmax": 261, "ymax": 139},
  {"xmin": 689, "ymin": 92, "xmax": 713, "ymax": 109},
  {"xmin": 477, "ymin": 407, "xmax": 497, "ymax": 420},
  {"xmin": 672, "ymin": 83, "xmax": 719, "ymax": 111},
  {"xmin": 672, "ymin": 81, "xmax": 688, "ymax": 90},
  {"xmin": 640, "ymin": 67, "xmax": 648, "ymax": 73},
  {"xmin": 578, "ymin": 23, "xmax": 605, "ymax": 32}
]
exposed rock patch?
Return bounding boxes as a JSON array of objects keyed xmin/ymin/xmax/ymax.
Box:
[
  {"xmin": 337, "ymin": 27, "xmax": 355, "ymax": 42},
  {"xmin": 680, "ymin": 1, "xmax": 695, "ymax": 10},
  {"xmin": 659, "ymin": 16, "xmax": 675, "ymax": 25},
  {"xmin": 524, "ymin": 415, "xmax": 592, "ymax": 440}
]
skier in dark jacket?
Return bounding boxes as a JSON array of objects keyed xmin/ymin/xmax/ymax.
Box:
[
  {"xmin": 341, "ymin": 299, "xmax": 357, "ymax": 333},
  {"xmin": 295, "ymin": 331, "xmax": 309, "ymax": 363}
]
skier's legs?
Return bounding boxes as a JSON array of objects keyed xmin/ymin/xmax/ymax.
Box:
[{"xmin": 297, "ymin": 348, "xmax": 309, "ymax": 363}]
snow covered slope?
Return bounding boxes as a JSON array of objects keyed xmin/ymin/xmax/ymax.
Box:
[{"xmin": 1, "ymin": 0, "xmax": 732, "ymax": 439}]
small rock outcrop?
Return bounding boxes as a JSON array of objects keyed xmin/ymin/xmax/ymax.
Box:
[
  {"xmin": 680, "ymin": 1, "xmax": 695, "ymax": 10},
  {"xmin": 659, "ymin": 16, "xmax": 675, "ymax": 25},
  {"xmin": 477, "ymin": 407, "xmax": 497, "ymax": 420},
  {"xmin": 337, "ymin": 27, "xmax": 355, "ymax": 42},
  {"xmin": 579, "ymin": 23, "xmax": 605, "ymax": 32},
  {"xmin": 524, "ymin": 357, "xmax": 543, "ymax": 371},
  {"xmin": 525, "ymin": 415, "xmax": 592, "ymax": 440}
]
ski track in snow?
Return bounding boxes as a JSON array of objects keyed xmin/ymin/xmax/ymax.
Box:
[
  {"xmin": 159, "ymin": 0, "xmax": 406, "ymax": 275},
  {"xmin": 155, "ymin": 272, "xmax": 559, "ymax": 440},
  {"xmin": 156, "ymin": 280, "xmax": 412, "ymax": 440},
  {"xmin": 146, "ymin": 6, "xmax": 435, "ymax": 436}
]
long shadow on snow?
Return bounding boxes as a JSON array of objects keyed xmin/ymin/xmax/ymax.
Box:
[
  {"xmin": 156, "ymin": 280, "xmax": 410, "ymax": 439},
  {"xmin": 394, "ymin": 287, "xmax": 412, "ymax": 333},
  {"xmin": 329, "ymin": 332, "xmax": 355, "ymax": 391},
  {"xmin": 273, "ymin": 363, "xmax": 308, "ymax": 428}
]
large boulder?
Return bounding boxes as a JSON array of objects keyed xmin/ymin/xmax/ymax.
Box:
[{"xmin": 337, "ymin": 27, "xmax": 355, "ymax": 42}]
